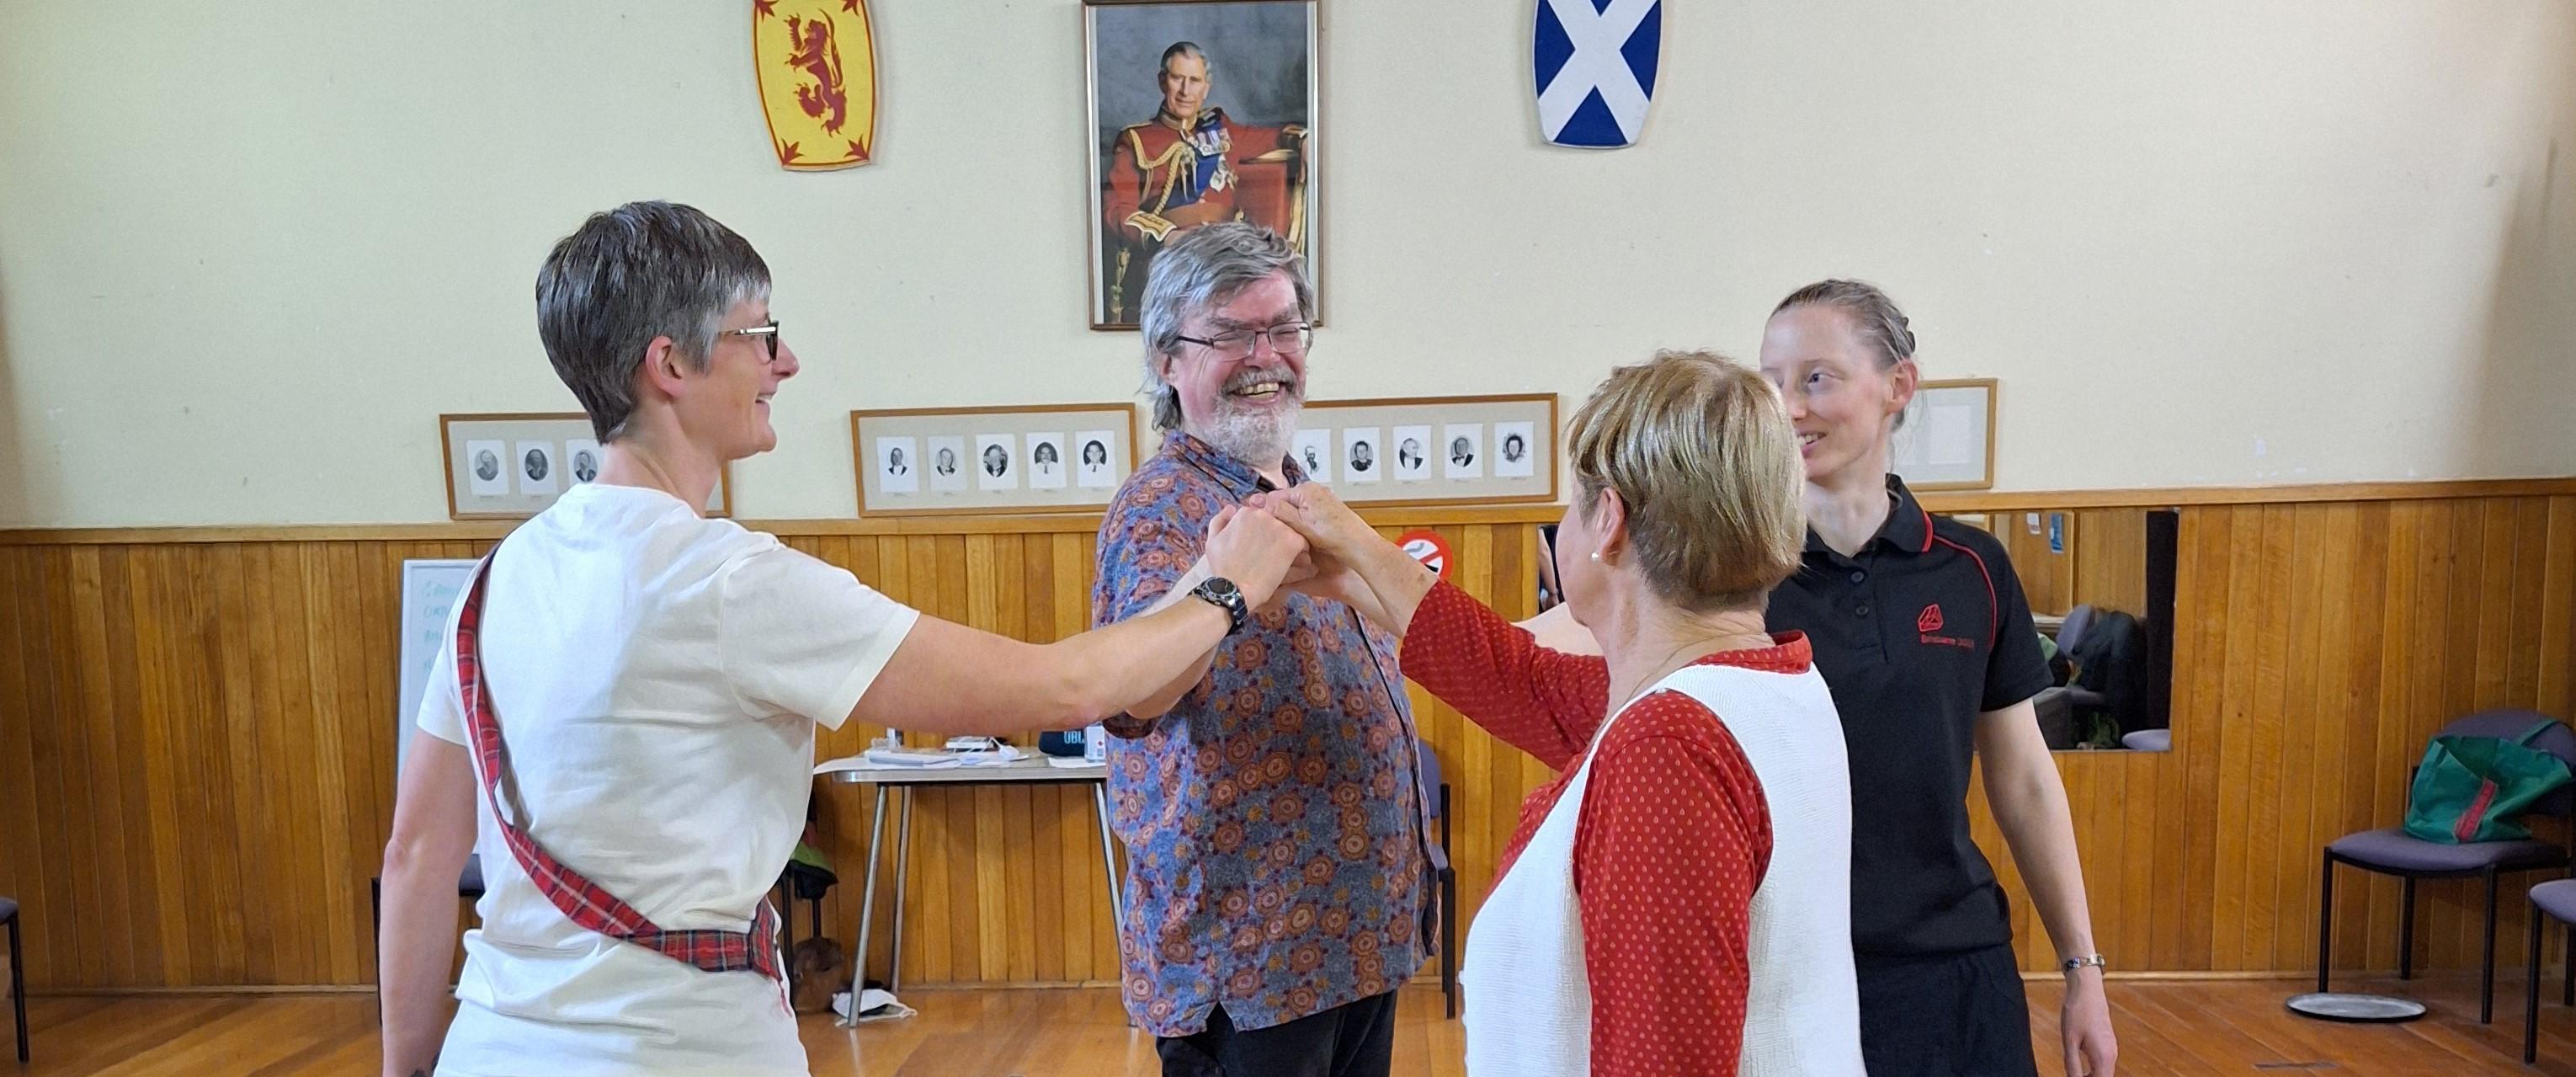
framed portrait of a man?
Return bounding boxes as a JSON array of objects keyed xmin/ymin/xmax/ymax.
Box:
[{"xmin": 1085, "ymin": 0, "xmax": 1317, "ymax": 330}]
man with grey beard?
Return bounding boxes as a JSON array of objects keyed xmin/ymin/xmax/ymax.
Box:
[{"xmin": 1091, "ymin": 223, "xmax": 1432, "ymax": 1077}]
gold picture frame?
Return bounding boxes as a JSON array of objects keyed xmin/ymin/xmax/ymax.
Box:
[
  {"xmin": 851, "ymin": 403, "xmax": 1145, "ymax": 517},
  {"xmin": 1083, "ymin": 0, "xmax": 1319, "ymax": 330},
  {"xmin": 1891, "ymin": 377, "xmax": 1999, "ymax": 492},
  {"xmin": 440, "ymin": 413, "xmax": 732, "ymax": 520}
]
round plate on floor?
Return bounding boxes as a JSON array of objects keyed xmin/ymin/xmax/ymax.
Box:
[{"xmin": 2284, "ymin": 992, "xmax": 2429, "ymax": 1022}]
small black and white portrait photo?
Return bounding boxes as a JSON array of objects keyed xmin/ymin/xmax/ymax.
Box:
[
  {"xmin": 929, "ymin": 435, "xmax": 966, "ymax": 492},
  {"xmin": 977, "ymin": 433, "xmax": 1019, "ymax": 490},
  {"xmin": 1292, "ymin": 428, "xmax": 1333, "ymax": 483},
  {"xmin": 1341, "ymin": 427, "xmax": 1380, "ymax": 483},
  {"xmin": 466, "ymin": 439, "xmax": 508, "ymax": 497},
  {"xmin": 1392, "ymin": 425, "xmax": 1430, "ymax": 481},
  {"xmin": 567, "ymin": 438, "xmax": 601, "ymax": 484},
  {"xmin": 1075, "ymin": 429, "xmax": 1116, "ymax": 488},
  {"xmin": 877, "ymin": 436, "xmax": 920, "ymax": 494},
  {"xmin": 515, "ymin": 440, "xmax": 560, "ymax": 496},
  {"xmin": 1029, "ymin": 432, "xmax": 1067, "ymax": 490},
  {"xmin": 1444, "ymin": 423, "xmax": 1482, "ymax": 480},
  {"xmin": 1494, "ymin": 420, "xmax": 1536, "ymax": 477}
]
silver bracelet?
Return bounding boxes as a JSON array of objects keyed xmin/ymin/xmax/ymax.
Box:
[{"xmin": 2061, "ymin": 953, "xmax": 2108, "ymax": 973}]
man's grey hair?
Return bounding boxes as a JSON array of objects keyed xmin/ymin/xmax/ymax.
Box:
[
  {"xmin": 1159, "ymin": 41, "xmax": 1209, "ymax": 78},
  {"xmin": 535, "ymin": 200, "xmax": 771, "ymax": 441},
  {"xmin": 1137, "ymin": 222, "xmax": 1313, "ymax": 431}
]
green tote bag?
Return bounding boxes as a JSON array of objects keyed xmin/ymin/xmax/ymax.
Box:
[{"xmin": 2403, "ymin": 719, "xmax": 2574, "ymax": 844}]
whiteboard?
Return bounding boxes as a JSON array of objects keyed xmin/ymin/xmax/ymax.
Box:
[{"xmin": 397, "ymin": 559, "xmax": 480, "ymax": 771}]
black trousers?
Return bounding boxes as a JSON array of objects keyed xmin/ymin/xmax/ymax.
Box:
[
  {"xmin": 1157, "ymin": 990, "xmax": 1399, "ymax": 1077},
  {"xmin": 1857, "ymin": 943, "xmax": 2041, "ymax": 1077}
]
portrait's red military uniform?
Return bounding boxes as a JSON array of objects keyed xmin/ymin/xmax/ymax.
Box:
[{"xmin": 1101, "ymin": 107, "xmax": 1306, "ymax": 323}]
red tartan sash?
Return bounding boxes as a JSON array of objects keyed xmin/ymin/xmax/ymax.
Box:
[{"xmin": 455, "ymin": 555, "xmax": 783, "ymax": 983}]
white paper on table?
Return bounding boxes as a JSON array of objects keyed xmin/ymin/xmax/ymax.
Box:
[
  {"xmin": 952, "ymin": 744, "xmax": 1029, "ymax": 767},
  {"xmin": 813, "ymin": 751, "xmax": 961, "ymax": 774}
]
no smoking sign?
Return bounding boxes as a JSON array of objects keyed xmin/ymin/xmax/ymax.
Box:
[{"xmin": 1396, "ymin": 530, "xmax": 1452, "ymax": 580}]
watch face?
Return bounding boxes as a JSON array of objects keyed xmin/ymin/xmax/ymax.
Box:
[{"xmin": 1202, "ymin": 578, "xmax": 1243, "ymax": 601}]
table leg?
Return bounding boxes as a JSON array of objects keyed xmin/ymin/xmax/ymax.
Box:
[
  {"xmin": 1093, "ymin": 781, "xmax": 1131, "ymax": 1028},
  {"xmin": 890, "ymin": 788, "xmax": 913, "ymax": 994},
  {"xmin": 849, "ymin": 784, "xmax": 889, "ymax": 1002},
  {"xmin": 1093, "ymin": 781, "xmax": 1124, "ymax": 927}
]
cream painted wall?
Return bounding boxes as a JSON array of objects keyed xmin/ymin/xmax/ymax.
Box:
[{"xmin": 1, "ymin": 1, "xmax": 2569, "ymax": 526}]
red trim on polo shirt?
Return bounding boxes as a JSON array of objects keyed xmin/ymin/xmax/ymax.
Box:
[{"xmin": 1928, "ymin": 535, "xmax": 2000, "ymax": 646}]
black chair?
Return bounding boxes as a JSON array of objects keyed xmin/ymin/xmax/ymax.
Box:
[
  {"xmin": 1418, "ymin": 739, "xmax": 1457, "ymax": 1020},
  {"xmin": 2524, "ymin": 878, "xmax": 2576, "ymax": 1063},
  {"xmin": 3, "ymin": 895, "xmax": 24, "ymax": 1063},
  {"xmin": 2318, "ymin": 709, "xmax": 2576, "ymax": 1023}
]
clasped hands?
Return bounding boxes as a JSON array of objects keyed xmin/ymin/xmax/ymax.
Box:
[{"xmin": 1200, "ymin": 484, "xmax": 1405, "ymax": 624}]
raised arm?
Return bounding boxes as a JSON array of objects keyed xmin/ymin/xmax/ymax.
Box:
[
  {"xmin": 1402, "ymin": 580, "xmax": 1614, "ymax": 770},
  {"xmin": 1263, "ymin": 485, "xmax": 1613, "ymax": 770},
  {"xmin": 847, "ymin": 504, "xmax": 1307, "ymax": 734}
]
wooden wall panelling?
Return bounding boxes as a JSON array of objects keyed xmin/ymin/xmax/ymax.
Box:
[
  {"xmin": 2073, "ymin": 508, "xmax": 2151, "ymax": 616},
  {"xmin": 4, "ymin": 490, "xmax": 2576, "ymax": 989},
  {"xmin": 0, "ymin": 550, "xmax": 54, "ymax": 988}
]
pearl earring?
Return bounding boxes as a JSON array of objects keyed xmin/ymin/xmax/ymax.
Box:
[{"xmin": 1590, "ymin": 551, "xmax": 1602, "ymax": 562}]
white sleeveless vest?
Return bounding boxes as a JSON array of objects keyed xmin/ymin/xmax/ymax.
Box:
[{"xmin": 1457, "ymin": 663, "xmax": 1864, "ymax": 1075}]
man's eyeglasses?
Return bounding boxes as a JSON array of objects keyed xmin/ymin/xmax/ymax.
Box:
[
  {"xmin": 1174, "ymin": 323, "xmax": 1312, "ymax": 359},
  {"xmin": 722, "ymin": 321, "xmax": 782, "ymax": 362}
]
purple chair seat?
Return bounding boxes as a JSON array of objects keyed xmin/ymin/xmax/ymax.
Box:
[
  {"xmin": 2329, "ymin": 828, "xmax": 2564, "ymax": 874},
  {"xmin": 2535, "ymin": 880, "xmax": 2576, "ymax": 925},
  {"xmin": 2324, "ymin": 711, "xmax": 2576, "ymax": 1032}
]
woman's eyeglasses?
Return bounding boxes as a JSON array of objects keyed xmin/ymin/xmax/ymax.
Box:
[{"xmin": 722, "ymin": 321, "xmax": 782, "ymax": 362}]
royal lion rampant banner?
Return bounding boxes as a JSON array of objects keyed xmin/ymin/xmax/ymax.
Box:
[{"xmin": 753, "ymin": 0, "xmax": 879, "ymax": 169}]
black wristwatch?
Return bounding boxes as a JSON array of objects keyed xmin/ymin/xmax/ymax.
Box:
[{"xmin": 1189, "ymin": 576, "xmax": 1249, "ymax": 636}]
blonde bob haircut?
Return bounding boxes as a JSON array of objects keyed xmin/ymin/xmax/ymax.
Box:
[{"xmin": 1564, "ymin": 350, "xmax": 1806, "ymax": 613}]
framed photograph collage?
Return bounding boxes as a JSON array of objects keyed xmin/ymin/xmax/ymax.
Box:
[
  {"xmin": 1295, "ymin": 393, "xmax": 1557, "ymax": 508},
  {"xmin": 851, "ymin": 403, "xmax": 1143, "ymax": 517},
  {"xmin": 440, "ymin": 413, "xmax": 730, "ymax": 520},
  {"xmin": 440, "ymin": 395, "xmax": 1556, "ymax": 522}
]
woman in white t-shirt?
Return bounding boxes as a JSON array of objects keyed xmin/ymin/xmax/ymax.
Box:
[{"xmin": 376, "ymin": 201, "xmax": 1308, "ymax": 1077}]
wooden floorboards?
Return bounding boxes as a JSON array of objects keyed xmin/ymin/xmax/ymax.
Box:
[{"xmin": 19, "ymin": 977, "xmax": 2576, "ymax": 1074}]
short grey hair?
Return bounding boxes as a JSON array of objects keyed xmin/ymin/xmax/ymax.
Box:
[
  {"xmin": 1137, "ymin": 222, "xmax": 1313, "ymax": 431},
  {"xmin": 535, "ymin": 200, "xmax": 771, "ymax": 441},
  {"xmin": 1159, "ymin": 41, "xmax": 1209, "ymax": 78}
]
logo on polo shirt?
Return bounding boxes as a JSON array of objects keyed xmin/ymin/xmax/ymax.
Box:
[{"xmin": 1918, "ymin": 603, "xmax": 1972, "ymax": 648}]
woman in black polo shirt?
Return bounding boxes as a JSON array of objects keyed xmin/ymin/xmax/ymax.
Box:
[{"xmin": 1758, "ymin": 280, "xmax": 2116, "ymax": 1076}]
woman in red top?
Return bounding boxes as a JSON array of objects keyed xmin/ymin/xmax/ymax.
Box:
[{"xmin": 1256, "ymin": 352, "xmax": 1862, "ymax": 1075}]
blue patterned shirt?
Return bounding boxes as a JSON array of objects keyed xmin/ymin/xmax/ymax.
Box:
[{"xmin": 1092, "ymin": 431, "xmax": 1432, "ymax": 1036}]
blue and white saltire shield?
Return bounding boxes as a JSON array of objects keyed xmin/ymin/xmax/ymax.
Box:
[{"xmin": 1534, "ymin": 0, "xmax": 1663, "ymax": 148}]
